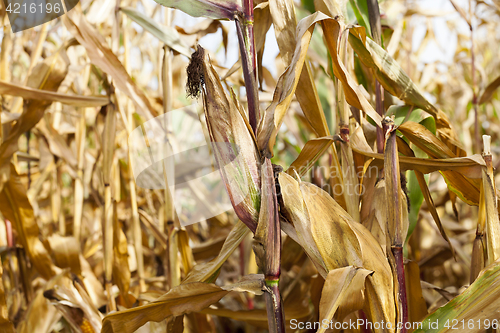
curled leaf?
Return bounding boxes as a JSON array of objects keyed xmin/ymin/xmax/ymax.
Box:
[
  {"xmin": 318, "ymin": 266, "xmax": 372, "ymax": 333},
  {"xmin": 0, "ymin": 80, "xmax": 108, "ymax": 107},
  {"xmin": 121, "ymin": 7, "xmax": 192, "ymax": 57},
  {"xmin": 62, "ymin": 6, "xmax": 156, "ymax": 120},
  {"xmin": 0, "ymin": 164, "xmax": 56, "ymax": 279},
  {"xmin": 278, "ymin": 172, "xmax": 395, "ymax": 331},
  {"xmin": 102, "ymin": 276, "xmax": 264, "ymax": 333},
  {"xmin": 257, "ymin": 12, "xmax": 381, "ymax": 155},
  {"xmin": 199, "ymin": 46, "xmax": 261, "ymax": 232}
]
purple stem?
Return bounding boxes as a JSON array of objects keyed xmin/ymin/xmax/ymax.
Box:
[
  {"xmin": 264, "ymin": 280, "xmax": 285, "ymax": 333},
  {"xmin": 375, "ymin": 82, "xmax": 384, "ymax": 153},
  {"xmin": 392, "ymin": 246, "xmax": 408, "ymax": 333},
  {"xmin": 234, "ymin": 4, "xmax": 283, "ymax": 332},
  {"xmin": 234, "ymin": 6, "xmax": 259, "ymax": 134}
]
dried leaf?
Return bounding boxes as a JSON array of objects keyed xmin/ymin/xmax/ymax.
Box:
[
  {"xmin": 62, "ymin": 5, "xmax": 156, "ymax": 120},
  {"xmin": 0, "ymin": 164, "xmax": 56, "ymax": 279},
  {"xmin": 398, "ymin": 122, "xmax": 455, "ymax": 159},
  {"xmin": 269, "ymin": 0, "xmax": 330, "ymax": 137},
  {"xmin": 405, "ymin": 261, "xmax": 428, "ymax": 323},
  {"xmin": 320, "ymin": 16, "xmax": 382, "ymax": 126},
  {"xmin": 0, "ymin": 265, "xmax": 14, "ymax": 333},
  {"xmin": 47, "ymin": 235, "xmax": 81, "ymax": 275},
  {"xmin": 200, "ymin": 295, "xmax": 312, "ymax": 327},
  {"xmin": 102, "ymin": 277, "xmax": 262, "ymax": 333},
  {"xmin": 44, "ymin": 273, "xmax": 102, "ymax": 333},
  {"xmin": 200, "ymin": 47, "xmax": 261, "ymax": 232},
  {"xmin": 17, "ymin": 272, "xmax": 64, "ymax": 333},
  {"xmin": 80, "ymin": 255, "xmax": 107, "ymax": 310},
  {"xmin": 257, "ymin": 13, "xmax": 319, "ymax": 154},
  {"xmin": 396, "ymin": 137, "xmax": 456, "ymax": 257},
  {"xmin": 470, "ymin": 236, "xmax": 485, "ymax": 283},
  {"xmin": 350, "ymin": 141, "xmax": 485, "ymax": 179},
  {"xmin": 397, "ymin": 121, "xmax": 482, "ymax": 206},
  {"xmin": 37, "ymin": 119, "xmax": 78, "ymax": 168},
  {"xmin": 153, "ymin": 0, "xmax": 242, "ymax": 20},
  {"xmin": 478, "ymin": 74, "xmax": 500, "ymax": 104},
  {"xmin": 318, "ymin": 266, "xmax": 372, "ymax": 333},
  {"xmin": 0, "ymin": 47, "xmax": 69, "ymax": 187},
  {"xmin": 121, "ymin": 7, "xmax": 192, "ymax": 58},
  {"xmin": 254, "ymin": 2, "xmax": 272, "ymax": 53},
  {"xmin": 258, "ymin": 12, "xmax": 382, "ymax": 155},
  {"xmin": 278, "ymin": 171, "xmax": 395, "ymax": 330},
  {"xmin": 113, "ymin": 203, "xmax": 130, "ymax": 295},
  {"xmin": 287, "ymin": 135, "xmax": 339, "ymax": 176},
  {"xmin": 348, "ymin": 27, "xmax": 465, "ymax": 154},
  {"xmin": 0, "ymin": 79, "xmax": 108, "ymax": 107}
]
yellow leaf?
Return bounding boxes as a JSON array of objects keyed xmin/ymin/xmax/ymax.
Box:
[
  {"xmin": 0, "ymin": 164, "xmax": 56, "ymax": 279},
  {"xmin": 278, "ymin": 172, "xmax": 395, "ymax": 330},
  {"xmin": 318, "ymin": 266, "xmax": 372, "ymax": 333},
  {"xmin": 0, "ymin": 79, "xmax": 108, "ymax": 107},
  {"xmin": 102, "ymin": 277, "xmax": 264, "ymax": 333},
  {"xmin": 62, "ymin": 5, "xmax": 156, "ymax": 120}
]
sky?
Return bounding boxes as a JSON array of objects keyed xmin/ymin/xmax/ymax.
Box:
[
  {"xmin": 159, "ymin": 0, "xmax": 473, "ymax": 79},
  {"xmin": 0, "ymin": 0, "xmax": 476, "ymax": 92}
]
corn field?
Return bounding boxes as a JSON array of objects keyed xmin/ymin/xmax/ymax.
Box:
[{"xmin": 1, "ymin": 0, "xmax": 500, "ymax": 332}]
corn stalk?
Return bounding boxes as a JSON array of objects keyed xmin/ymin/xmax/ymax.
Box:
[
  {"xmin": 366, "ymin": 0, "xmax": 385, "ymax": 153},
  {"xmin": 235, "ymin": 2, "xmax": 284, "ymax": 330},
  {"xmin": 73, "ymin": 108, "xmax": 86, "ymax": 242},
  {"xmin": 103, "ymin": 100, "xmax": 117, "ymax": 311},
  {"xmin": 235, "ymin": 0, "xmax": 259, "ymax": 134},
  {"xmin": 122, "ymin": 16, "xmax": 146, "ymax": 293},
  {"xmin": 253, "ymin": 159, "xmax": 285, "ymax": 333},
  {"xmin": 383, "ymin": 117, "xmax": 408, "ymax": 332},
  {"xmin": 161, "ymin": 7, "xmax": 182, "ymax": 290}
]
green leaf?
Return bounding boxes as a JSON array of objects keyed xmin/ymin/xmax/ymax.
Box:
[
  {"xmin": 415, "ymin": 261, "xmax": 500, "ymax": 333},
  {"xmin": 350, "ymin": 33, "xmax": 433, "ymax": 114},
  {"xmin": 406, "ymin": 169, "xmax": 425, "ymax": 241},
  {"xmin": 301, "ymin": 0, "xmax": 315, "ymax": 13},
  {"xmin": 420, "ymin": 116, "xmax": 436, "ymax": 135},
  {"xmin": 386, "ymin": 105, "xmax": 437, "ymax": 134},
  {"xmin": 348, "ymin": 0, "xmax": 371, "ymax": 36}
]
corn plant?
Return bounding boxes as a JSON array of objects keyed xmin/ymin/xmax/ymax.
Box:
[
  {"xmin": 1, "ymin": 0, "xmax": 500, "ymax": 332},
  {"xmin": 102, "ymin": 0, "xmax": 500, "ymax": 331}
]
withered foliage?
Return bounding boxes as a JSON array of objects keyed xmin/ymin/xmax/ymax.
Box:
[{"xmin": 1, "ymin": 0, "xmax": 500, "ymax": 332}]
